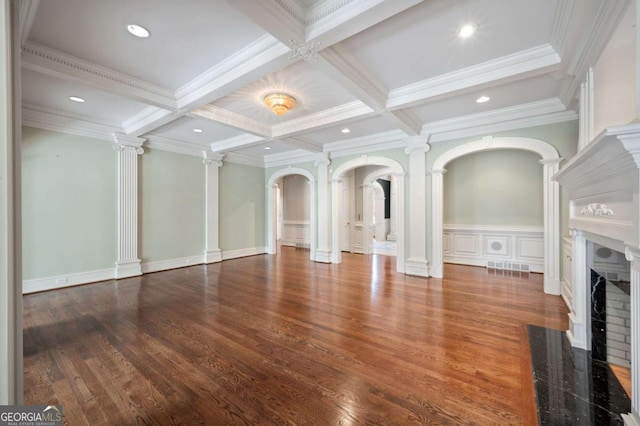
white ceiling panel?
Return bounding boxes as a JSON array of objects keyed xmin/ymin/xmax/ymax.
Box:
[
  {"xmin": 212, "ymin": 60, "xmax": 359, "ymax": 125},
  {"xmin": 29, "ymin": 0, "xmax": 267, "ymax": 90},
  {"xmin": 409, "ymin": 74, "xmax": 563, "ymax": 124},
  {"xmin": 22, "ymin": 69, "xmax": 149, "ymax": 125},
  {"xmin": 234, "ymin": 140, "xmax": 292, "ymax": 157},
  {"xmin": 150, "ymin": 116, "xmax": 245, "ymax": 144},
  {"xmin": 302, "ymin": 115, "xmax": 398, "ymax": 145},
  {"xmin": 342, "ymin": 0, "xmax": 559, "ymax": 90}
]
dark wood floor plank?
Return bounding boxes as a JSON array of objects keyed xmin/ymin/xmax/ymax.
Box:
[{"xmin": 23, "ymin": 248, "xmax": 568, "ymax": 424}]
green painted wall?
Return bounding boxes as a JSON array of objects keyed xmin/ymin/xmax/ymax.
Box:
[
  {"xmin": 443, "ymin": 149, "xmax": 543, "ymax": 226},
  {"xmin": 22, "ymin": 127, "xmax": 117, "ymax": 279},
  {"xmin": 220, "ymin": 162, "xmax": 266, "ymax": 251},
  {"xmin": 139, "ymin": 148, "xmax": 205, "ymax": 262}
]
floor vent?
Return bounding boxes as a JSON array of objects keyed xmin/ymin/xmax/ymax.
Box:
[{"xmin": 487, "ymin": 261, "xmax": 530, "ymax": 272}]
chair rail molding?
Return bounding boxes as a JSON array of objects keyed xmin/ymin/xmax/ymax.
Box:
[{"xmin": 431, "ymin": 136, "xmax": 561, "ymax": 295}]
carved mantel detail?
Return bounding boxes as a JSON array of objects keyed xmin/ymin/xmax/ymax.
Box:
[{"xmin": 580, "ymin": 203, "xmax": 614, "ymax": 217}]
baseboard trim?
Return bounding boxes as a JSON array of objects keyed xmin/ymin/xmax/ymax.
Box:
[
  {"xmin": 222, "ymin": 247, "xmax": 267, "ymax": 260},
  {"xmin": 23, "ymin": 268, "xmax": 115, "ymax": 294},
  {"xmin": 141, "ymin": 255, "xmax": 205, "ymax": 274},
  {"xmin": 405, "ymin": 258, "xmax": 429, "ymax": 278}
]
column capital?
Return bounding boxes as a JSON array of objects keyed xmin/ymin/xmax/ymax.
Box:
[
  {"xmin": 428, "ymin": 168, "xmax": 447, "ymax": 175},
  {"xmin": 625, "ymin": 245, "xmax": 640, "ymax": 264},
  {"xmin": 203, "ymin": 151, "xmax": 224, "ymax": 166},
  {"xmin": 314, "ymin": 153, "xmax": 331, "ymax": 167},
  {"xmin": 539, "ymin": 158, "xmax": 564, "ymax": 166},
  {"xmin": 113, "ymin": 133, "xmax": 145, "ymax": 154},
  {"xmin": 404, "ymin": 136, "xmax": 430, "ymax": 155}
]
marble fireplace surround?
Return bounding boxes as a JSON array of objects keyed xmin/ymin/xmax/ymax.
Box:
[{"xmin": 555, "ymin": 123, "xmax": 640, "ymax": 424}]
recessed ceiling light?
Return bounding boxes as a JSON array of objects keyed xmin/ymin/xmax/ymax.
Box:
[
  {"xmin": 127, "ymin": 24, "xmax": 150, "ymax": 38},
  {"xmin": 458, "ymin": 24, "xmax": 476, "ymax": 38},
  {"xmin": 476, "ymin": 95, "xmax": 490, "ymax": 103},
  {"xmin": 69, "ymin": 96, "xmax": 85, "ymax": 103},
  {"xmin": 193, "ymin": 128, "xmax": 203, "ymax": 133},
  {"xmin": 264, "ymin": 146, "xmax": 271, "ymax": 150},
  {"xmin": 341, "ymin": 128, "xmax": 351, "ymax": 134}
]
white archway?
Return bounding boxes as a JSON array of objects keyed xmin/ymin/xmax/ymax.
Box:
[
  {"xmin": 331, "ymin": 156, "xmax": 405, "ymax": 273},
  {"xmin": 362, "ymin": 167, "xmax": 394, "ymax": 255},
  {"xmin": 430, "ymin": 136, "xmax": 562, "ymax": 295},
  {"xmin": 267, "ymin": 168, "xmax": 316, "ymax": 261}
]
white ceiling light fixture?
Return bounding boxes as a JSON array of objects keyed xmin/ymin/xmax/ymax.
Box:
[
  {"xmin": 127, "ymin": 24, "xmax": 150, "ymax": 38},
  {"xmin": 193, "ymin": 128, "xmax": 203, "ymax": 133},
  {"xmin": 476, "ymin": 95, "xmax": 490, "ymax": 103},
  {"xmin": 341, "ymin": 128, "xmax": 351, "ymax": 134},
  {"xmin": 69, "ymin": 96, "xmax": 85, "ymax": 103},
  {"xmin": 458, "ymin": 24, "xmax": 476, "ymax": 38}
]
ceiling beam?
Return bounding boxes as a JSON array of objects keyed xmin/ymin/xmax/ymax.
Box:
[
  {"xmin": 191, "ymin": 105, "xmax": 271, "ymax": 138},
  {"xmin": 210, "ymin": 134, "xmax": 266, "ymax": 153},
  {"xmin": 123, "ymin": 107, "xmax": 184, "ymax": 137},
  {"xmin": 19, "ymin": 0, "xmax": 40, "ymax": 46},
  {"xmin": 279, "ymin": 136, "xmax": 323, "ymax": 152},
  {"xmin": 22, "ymin": 41, "xmax": 176, "ymax": 110},
  {"xmin": 221, "ymin": 0, "xmax": 305, "ymax": 44}
]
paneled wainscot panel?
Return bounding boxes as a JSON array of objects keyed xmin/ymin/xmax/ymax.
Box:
[
  {"xmin": 443, "ymin": 225, "xmax": 544, "ymax": 273},
  {"xmin": 281, "ymin": 221, "xmax": 310, "ymax": 248}
]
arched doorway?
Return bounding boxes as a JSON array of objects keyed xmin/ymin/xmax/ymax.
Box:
[
  {"xmin": 267, "ymin": 168, "xmax": 316, "ymax": 261},
  {"xmin": 331, "ymin": 156, "xmax": 405, "ymax": 273},
  {"xmin": 430, "ymin": 136, "xmax": 562, "ymax": 294},
  {"xmin": 362, "ymin": 167, "xmax": 396, "ymax": 256}
]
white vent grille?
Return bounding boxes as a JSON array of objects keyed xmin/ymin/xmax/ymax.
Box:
[{"xmin": 487, "ymin": 261, "xmax": 530, "ymax": 272}]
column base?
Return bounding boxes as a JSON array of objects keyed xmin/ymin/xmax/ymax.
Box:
[
  {"xmin": 405, "ymin": 258, "xmax": 429, "ymax": 278},
  {"xmin": 115, "ymin": 260, "xmax": 142, "ymax": 279},
  {"xmin": 544, "ymin": 276, "xmax": 561, "ymax": 295},
  {"xmin": 430, "ymin": 262, "xmax": 443, "ymax": 279},
  {"xmin": 623, "ymin": 412, "xmax": 640, "ymax": 425},
  {"xmin": 204, "ymin": 249, "xmax": 222, "ymax": 263},
  {"xmin": 386, "ymin": 233, "xmax": 396, "ymax": 241},
  {"xmin": 567, "ymin": 311, "xmax": 588, "ymax": 350},
  {"xmin": 315, "ymin": 250, "xmax": 332, "ymax": 263}
]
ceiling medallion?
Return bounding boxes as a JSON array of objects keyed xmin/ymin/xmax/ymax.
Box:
[
  {"xmin": 264, "ymin": 93, "xmax": 296, "ymax": 116},
  {"xmin": 289, "ymin": 39, "xmax": 321, "ymax": 63}
]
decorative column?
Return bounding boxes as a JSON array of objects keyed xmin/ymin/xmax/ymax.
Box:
[
  {"xmin": 429, "ymin": 168, "xmax": 446, "ymax": 278},
  {"xmin": 567, "ymin": 228, "xmax": 588, "ymax": 350},
  {"xmin": 113, "ymin": 134, "xmax": 145, "ymax": 278},
  {"xmin": 203, "ymin": 152, "xmax": 224, "ymax": 263},
  {"xmin": 0, "ymin": 0, "xmax": 22, "ymax": 405},
  {"xmin": 315, "ymin": 154, "xmax": 331, "ymax": 263},
  {"xmin": 361, "ymin": 184, "xmax": 373, "ymax": 254},
  {"xmin": 623, "ymin": 246, "xmax": 640, "ymax": 425},
  {"xmin": 330, "ymin": 178, "xmax": 343, "ymax": 263},
  {"xmin": 267, "ymin": 183, "xmax": 279, "ymax": 255},
  {"xmin": 387, "ymin": 174, "xmax": 398, "ymax": 241},
  {"xmin": 404, "ymin": 136, "xmax": 430, "ymax": 277},
  {"xmin": 541, "ymin": 158, "xmax": 563, "ymax": 295}
]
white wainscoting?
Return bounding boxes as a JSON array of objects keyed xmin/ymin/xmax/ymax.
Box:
[
  {"xmin": 443, "ymin": 224, "xmax": 544, "ymax": 273},
  {"xmin": 352, "ymin": 222, "xmax": 365, "ymax": 254},
  {"xmin": 561, "ymin": 237, "xmax": 573, "ymax": 309},
  {"xmin": 281, "ymin": 220, "xmax": 311, "ymax": 248}
]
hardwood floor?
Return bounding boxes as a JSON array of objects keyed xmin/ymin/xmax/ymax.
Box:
[{"xmin": 23, "ymin": 248, "xmax": 568, "ymax": 425}]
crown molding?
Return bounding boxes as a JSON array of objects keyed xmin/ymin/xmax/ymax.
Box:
[
  {"xmin": 224, "ymin": 152, "xmax": 265, "ymax": 168},
  {"xmin": 559, "ymin": 0, "xmax": 631, "ymax": 105},
  {"xmin": 123, "ymin": 106, "xmax": 182, "ymax": 137},
  {"xmin": 422, "ymin": 98, "xmax": 566, "ymax": 135},
  {"xmin": 113, "ymin": 133, "xmax": 145, "ymax": 148},
  {"xmin": 22, "ymin": 103, "xmax": 121, "ymax": 142},
  {"xmin": 264, "ymin": 149, "xmax": 317, "ymax": 168},
  {"xmin": 382, "ymin": 109, "xmax": 421, "ymax": 136},
  {"xmin": 306, "ymin": 0, "xmax": 423, "ymax": 45},
  {"xmin": 550, "ymin": 0, "xmax": 576, "ymax": 58},
  {"xmin": 191, "ymin": 104, "xmax": 271, "ymax": 138},
  {"xmin": 175, "ymin": 35, "xmax": 290, "ymax": 109},
  {"xmin": 143, "ymin": 134, "xmax": 207, "ymax": 158},
  {"xmin": 429, "ymin": 110, "xmax": 578, "ymax": 143},
  {"xmin": 210, "ymin": 134, "xmax": 265, "ymax": 152},
  {"xmin": 19, "ymin": 0, "xmax": 40, "ymax": 46},
  {"xmin": 272, "ymin": 100, "xmax": 375, "ymax": 138},
  {"xmin": 305, "ymin": 0, "xmax": 355, "ymax": 25},
  {"xmin": 224, "ymin": 0, "xmax": 305, "ymax": 44},
  {"xmin": 323, "ymin": 129, "xmax": 407, "ymax": 158},
  {"xmin": 387, "ymin": 44, "xmax": 561, "ymax": 109},
  {"xmin": 22, "ymin": 41, "xmax": 176, "ymax": 110}
]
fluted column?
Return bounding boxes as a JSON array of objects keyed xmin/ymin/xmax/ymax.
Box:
[
  {"xmin": 403, "ymin": 137, "xmax": 430, "ymax": 277},
  {"xmin": 567, "ymin": 229, "xmax": 588, "ymax": 350},
  {"xmin": 113, "ymin": 134, "xmax": 145, "ymax": 278},
  {"xmin": 429, "ymin": 168, "xmax": 446, "ymax": 278},
  {"xmin": 315, "ymin": 154, "xmax": 331, "ymax": 263},
  {"xmin": 203, "ymin": 152, "xmax": 224, "ymax": 263},
  {"xmin": 541, "ymin": 158, "xmax": 563, "ymax": 295},
  {"xmin": 623, "ymin": 246, "xmax": 640, "ymax": 425}
]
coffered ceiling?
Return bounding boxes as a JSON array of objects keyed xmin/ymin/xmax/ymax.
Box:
[{"xmin": 19, "ymin": 0, "xmax": 631, "ymax": 166}]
